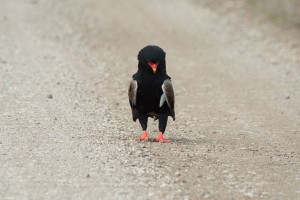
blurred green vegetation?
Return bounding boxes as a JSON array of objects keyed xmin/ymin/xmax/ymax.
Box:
[
  {"xmin": 248, "ymin": 0, "xmax": 300, "ymax": 27},
  {"xmin": 193, "ymin": 0, "xmax": 300, "ymax": 28}
]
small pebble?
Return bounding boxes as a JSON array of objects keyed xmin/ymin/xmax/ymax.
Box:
[
  {"xmin": 175, "ymin": 171, "xmax": 181, "ymax": 176},
  {"xmin": 47, "ymin": 94, "xmax": 53, "ymax": 99}
]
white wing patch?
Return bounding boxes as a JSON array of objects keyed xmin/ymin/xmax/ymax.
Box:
[
  {"xmin": 159, "ymin": 94, "xmax": 166, "ymax": 107},
  {"xmin": 129, "ymin": 80, "xmax": 138, "ymax": 105},
  {"xmin": 161, "ymin": 82, "xmax": 170, "ymax": 108}
]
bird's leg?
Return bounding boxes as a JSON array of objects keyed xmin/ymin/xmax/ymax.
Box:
[
  {"xmin": 156, "ymin": 114, "xmax": 170, "ymax": 143},
  {"xmin": 135, "ymin": 115, "xmax": 149, "ymax": 141}
]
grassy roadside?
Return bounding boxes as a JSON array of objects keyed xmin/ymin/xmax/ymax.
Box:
[
  {"xmin": 192, "ymin": 0, "xmax": 300, "ymax": 29},
  {"xmin": 248, "ymin": 0, "xmax": 300, "ymax": 27}
]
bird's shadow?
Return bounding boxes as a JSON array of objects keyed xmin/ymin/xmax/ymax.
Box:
[
  {"xmin": 132, "ymin": 137, "xmax": 203, "ymax": 145},
  {"xmin": 170, "ymin": 137, "xmax": 204, "ymax": 145}
]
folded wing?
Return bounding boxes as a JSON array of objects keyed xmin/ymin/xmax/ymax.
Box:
[
  {"xmin": 161, "ymin": 79, "xmax": 175, "ymax": 120},
  {"xmin": 128, "ymin": 80, "xmax": 138, "ymax": 121}
]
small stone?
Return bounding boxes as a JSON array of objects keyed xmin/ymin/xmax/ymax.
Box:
[
  {"xmin": 86, "ymin": 174, "xmax": 90, "ymax": 178},
  {"xmin": 47, "ymin": 94, "xmax": 53, "ymax": 99},
  {"xmin": 283, "ymin": 93, "xmax": 290, "ymax": 99},
  {"xmin": 30, "ymin": 0, "xmax": 38, "ymax": 4},
  {"xmin": 175, "ymin": 171, "xmax": 181, "ymax": 176}
]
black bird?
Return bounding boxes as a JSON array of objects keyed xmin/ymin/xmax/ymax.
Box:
[{"xmin": 128, "ymin": 45, "xmax": 175, "ymax": 143}]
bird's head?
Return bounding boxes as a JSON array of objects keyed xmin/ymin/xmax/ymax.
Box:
[{"xmin": 137, "ymin": 45, "xmax": 166, "ymax": 74}]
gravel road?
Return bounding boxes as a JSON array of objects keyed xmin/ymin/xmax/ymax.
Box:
[{"xmin": 1, "ymin": 0, "xmax": 299, "ymax": 199}]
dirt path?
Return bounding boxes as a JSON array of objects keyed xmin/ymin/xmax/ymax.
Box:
[{"xmin": 1, "ymin": 0, "xmax": 299, "ymax": 199}]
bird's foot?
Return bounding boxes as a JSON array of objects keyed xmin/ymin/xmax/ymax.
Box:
[
  {"xmin": 135, "ymin": 130, "xmax": 148, "ymax": 141},
  {"xmin": 155, "ymin": 132, "xmax": 170, "ymax": 143}
]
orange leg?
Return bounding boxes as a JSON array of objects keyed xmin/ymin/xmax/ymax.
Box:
[
  {"xmin": 135, "ymin": 130, "xmax": 148, "ymax": 141},
  {"xmin": 155, "ymin": 131, "xmax": 170, "ymax": 143}
]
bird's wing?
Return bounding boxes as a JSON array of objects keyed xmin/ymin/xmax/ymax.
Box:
[
  {"xmin": 161, "ymin": 79, "xmax": 175, "ymax": 120},
  {"xmin": 128, "ymin": 80, "xmax": 138, "ymax": 121}
]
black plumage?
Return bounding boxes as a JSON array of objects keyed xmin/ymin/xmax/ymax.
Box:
[{"xmin": 128, "ymin": 45, "xmax": 175, "ymax": 142}]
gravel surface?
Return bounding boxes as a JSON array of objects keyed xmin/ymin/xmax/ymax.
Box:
[{"xmin": 1, "ymin": 0, "xmax": 299, "ymax": 199}]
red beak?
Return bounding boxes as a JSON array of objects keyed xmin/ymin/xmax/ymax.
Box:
[{"xmin": 148, "ymin": 61, "xmax": 159, "ymax": 74}]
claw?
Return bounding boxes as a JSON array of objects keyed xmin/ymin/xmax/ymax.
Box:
[
  {"xmin": 135, "ymin": 130, "xmax": 148, "ymax": 141},
  {"xmin": 135, "ymin": 137, "xmax": 148, "ymax": 141},
  {"xmin": 155, "ymin": 132, "xmax": 170, "ymax": 143}
]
